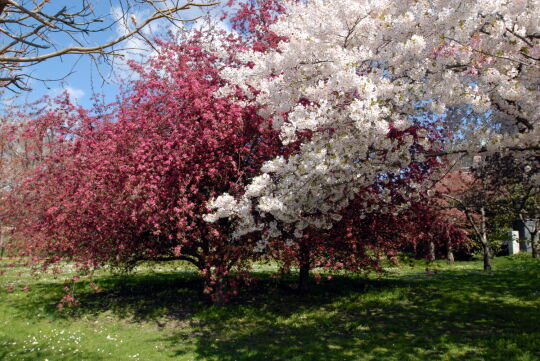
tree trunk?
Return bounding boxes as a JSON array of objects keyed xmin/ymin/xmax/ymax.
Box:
[
  {"xmin": 0, "ymin": 227, "xmax": 4, "ymax": 259},
  {"xmin": 482, "ymin": 241, "xmax": 492, "ymax": 270},
  {"xmin": 203, "ymin": 272, "xmax": 227, "ymax": 305},
  {"xmin": 447, "ymin": 243, "xmax": 455, "ymax": 264},
  {"xmin": 298, "ymin": 242, "xmax": 310, "ymax": 292},
  {"xmin": 213, "ymin": 279, "xmax": 226, "ymax": 306},
  {"xmin": 428, "ymin": 241, "xmax": 436, "ymax": 262},
  {"xmin": 531, "ymin": 231, "xmax": 538, "ymax": 259},
  {"xmin": 481, "ymin": 207, "xmax": 492, "ymax": 271},
  {"xmin": 298, "ymin": 262, "xmax": 310, "ymax": 292}
]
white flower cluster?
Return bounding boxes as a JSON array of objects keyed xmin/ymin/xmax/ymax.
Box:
[{"xmin": 207, "ymin": 0, "xmax": 540, "ymax": 241}]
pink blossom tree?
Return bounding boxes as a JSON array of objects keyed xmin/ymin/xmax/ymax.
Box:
[{"xmin": 2, "ymin": 32, "xmax": 283, "ymax": 301}]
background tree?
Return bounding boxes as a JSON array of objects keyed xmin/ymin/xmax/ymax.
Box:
[
  {"xmin": 399, "ymin": 200, "xmax": 471, "ymax": 264},
  {"xmin": 436, "ymin": 167, "xmax": 502, "ymax": 270},
  {"xmin": 475, "ymin": 153, "xmax": 540, "ymax": 258},
  {"xmin": 0, "ymin": 100, "xmax": 65, "ymax": 257}
]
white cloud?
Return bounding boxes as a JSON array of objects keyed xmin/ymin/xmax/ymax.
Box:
[
  {"xmin": 66, "ymin": 86, "xmax": 85, "ymax": 101},
  {"xmin": 52, "ymin": 85, "xmax": 85, "ymax": 102}
]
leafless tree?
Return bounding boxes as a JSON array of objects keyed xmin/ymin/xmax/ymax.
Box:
[{"xmin": 0, "ymin": 0, "xmax": 218, "ymax": 92}]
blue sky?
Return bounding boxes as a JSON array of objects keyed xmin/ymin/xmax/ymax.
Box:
[{"xmin": 3, "ymin": 0, "xmax": 225, "ymax": 109}]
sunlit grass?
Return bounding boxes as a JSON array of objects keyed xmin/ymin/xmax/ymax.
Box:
[{"xmin": 1, "ymin": 255, "xmax": 539, "ymax": 360}]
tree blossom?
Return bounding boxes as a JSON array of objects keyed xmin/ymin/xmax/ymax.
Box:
[
  {"xmin": 2, "ymin": 32, "xmax": 283, "ymax": 301},
  {"xmin": 207, "ymin": 0, "xmax": 540, "ymax": 244}
]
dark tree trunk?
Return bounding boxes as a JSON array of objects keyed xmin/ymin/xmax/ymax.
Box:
[
  {"xmin": 480, "ymin": 207, "xmax": 492, "ymax": 271},
  {"xmin": 298, "ymin": 262, "xmax": 310, "ymax": 292},
  {"xmin": 0, "ymin": 227, "xmax": 4, "ymax": 259},
  {"xmin": 298, "ymin": 242, "xmax": 310, "ymax": 292},
  {"xmin": 212, "ymin": 278, "xmax": 226, "ymax": 306},
  {"xmin": 447, "ymin": 243, "xmax": 455, "ymax": 264}
]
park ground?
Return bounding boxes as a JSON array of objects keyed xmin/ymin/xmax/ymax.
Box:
[{"xmin": 0, "ymin": 255, "xmax": 539, "ymax": 361}]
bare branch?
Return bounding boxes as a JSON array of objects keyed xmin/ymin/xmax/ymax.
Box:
[
  {"xmin": 0, "ymin": 0, "xmax": 220, "ymax": 91},
  {"xmin": 0, "ymin": 0, "xmax": 8, "ymax": 17},
  {"xmin": 5, "ymin": 0, "xmax": 58, "ymax": 29}
]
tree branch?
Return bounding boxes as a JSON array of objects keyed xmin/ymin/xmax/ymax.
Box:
[{"xmin": 0, "ymin": 2, "xmax": 219, "ymax": 64}]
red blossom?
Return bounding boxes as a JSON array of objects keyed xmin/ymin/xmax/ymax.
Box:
[{"xmin": 2, "ymin": 29, "xmax": 282, "ymax": 301}]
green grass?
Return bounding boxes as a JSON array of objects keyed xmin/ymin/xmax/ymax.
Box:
[{"xmin": 1, "ymin": 255, "xmax": 539, "ymax": 361}]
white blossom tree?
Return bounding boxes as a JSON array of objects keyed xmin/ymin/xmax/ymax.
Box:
[{"xmin": 205, "ymin": 0, "xmax": 540, "ymax": 249}]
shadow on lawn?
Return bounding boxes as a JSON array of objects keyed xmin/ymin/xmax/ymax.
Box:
[
  {"xmin": 10, "ymin": 270, "xmax": 207, "ymax": 322},
  {"xmin": 8, "ymin": 258, "xmax": 540, "ymax": 361},
  {"xmin": 166, "ymin": 265, "xmax": 540, "ymax": 361}
]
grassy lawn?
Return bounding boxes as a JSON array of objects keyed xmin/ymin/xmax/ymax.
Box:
[{"xmin": 1, "ymin": 255, "xmax": 539, "ymax": 361}]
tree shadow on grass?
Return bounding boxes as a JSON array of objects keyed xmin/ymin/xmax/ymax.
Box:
[
  {"xmin": 165, "ymin": 263, "xmax": 539, "ymax": 361},
  {"xmin": 7, "ymin": 270, "xmax": 207, "ymax": 323},
  {"xmin": 6, "ymin": 259, "xmax": 540, "ymax": 361},
  {"xmin": 164, "ymin": 270, "xmax": 540, "ymax": 361}
]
